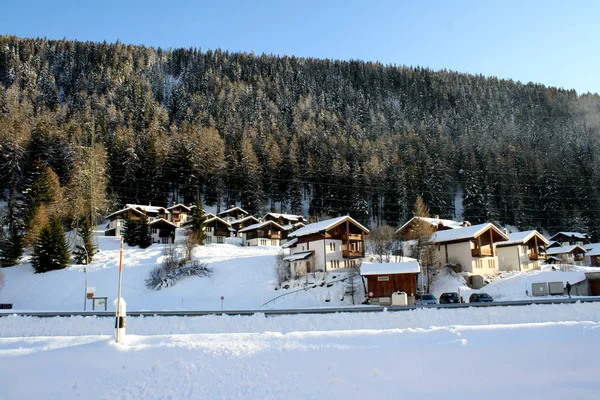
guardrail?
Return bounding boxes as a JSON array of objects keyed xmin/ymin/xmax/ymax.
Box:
[{"xmin": 1, "ymin": 297, "xmax": 599, "ymax": 318}]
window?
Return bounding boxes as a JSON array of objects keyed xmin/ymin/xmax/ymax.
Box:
[
  {"xmin": 329, "ymin": 242, "xmax": 335, "ymax": 252},
  {"xmin": 271, "ymin": 240, "xmax": 277, "ymax": 246},
  {"xmin": 151, "ymin": 228, "xmax": 157, "ymax": 234},
  {"xmin": 217, "ymin": 236, "xmax": 224, "ymax": 244},
  {"xmin": 207, "ymin": 236, "xmax": 212, "ymax": 243},
  {"xmin": 207, "ymin": 226, "xmax": 213, "ymax": 233},
  {"xmin": 161, "ymin": 237, "xmax": 169, "ymax": 244}
]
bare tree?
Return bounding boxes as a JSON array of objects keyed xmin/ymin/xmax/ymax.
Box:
[
  {"xmin": 407, "ymin": 196, "xmax": 438, "ymax": 293},
  {"xmin": 275, "ymin": 250, "xmax": 291, "ymax": 286},
  {"xmin": 367, "ymin": 225, "xmax": 400, "ymax": 263}
]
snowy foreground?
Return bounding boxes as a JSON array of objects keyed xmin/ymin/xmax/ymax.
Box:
[{"xmin": 1, "ymin": 303, "xmax": 600, "ymax": 399}]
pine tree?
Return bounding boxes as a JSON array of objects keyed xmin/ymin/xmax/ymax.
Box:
[
  {"xmin": 137, "ymin": 215, "xmax": 152, "ymax": 249},
  {"xmin": 31, "ymin": 216, "xmax": 70, "ymax": 273},
  {"xmin": 0, "ymin": 189, "xmax": 24, "ymax": 267},
  {"xmin": 72, "ymin": 217, "xmax": 95, "ymax": 265},
  {"xmin": 122, "ymin": 217, "xmax": 139, "ymax": 246},
  {"xmin": 188, "ymin": 205, "xmax": 207, "ymax": 246}
]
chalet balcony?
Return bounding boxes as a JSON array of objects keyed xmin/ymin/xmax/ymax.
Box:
[
  {"xmin": 471, "ymin": 247, "xmax": 493, "ymax": 257},
  {"xmin": 268, "ymin": 232, "xmax": 281, "ymax": 240},
  {"xmin": 342, "ymin": 234, "xmax": 363, "ymax": 241},
  {"xmin": 214, "ymin": 230, "xmax": 229, "ymax": 237},
  {"xmin": 574, "ymin": 255, "xmax": 585, "ymax": 262},
  {"xmin": 343, "ymin": 250, "xmax": 364, "ymax": 258}
]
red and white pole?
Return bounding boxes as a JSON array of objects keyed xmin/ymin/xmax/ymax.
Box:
[{"xmin": 115, "ymin": 237, "xmax": 126, "ymax": 343}]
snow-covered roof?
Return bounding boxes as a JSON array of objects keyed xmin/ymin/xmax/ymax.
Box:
[
  {"xmin": 149, "ymin": 218, "xmax": 177, "ymax": 228},
  {"xmin": 289, "ymin": 216, "xmax": 369, "ymax": 238},
  {"xmin": 282, "ymin": 238, "xmax": 298, "ymax": 248},
  {"xmin": 546, "ymin": 245, "xmax": 587, "ymax": 256},
  {"xmin": 432, "ymin": 223, "xmax": 508, "ymax": 244},
  {"xmin": 282, "ymin": 222, "xmax": 305, "ymax": 231},
  {"xmin": 230, "ymin": 216, "xmax": 260, "ymax": 225},
  {"xmin": 205, "ymin": 216, "xmax": 232, "ymax": 227},
  {"xmin": 166, "ymin": 203, "xmax": 191, "ymax": 212},
  {"xmin": 204, "ymin": 213, "xmax": 216, "ymax": 219},
  {"xmin": 496, "ymin": 230, "xmax": 549, "ymax": 247},
  {"xmin": 126, "ymin": 204, "xmax": 170, "ymax": 214},
  {"xmin": 105, "ymin": 207, "xmax": 145, "ymax": 219},
  {"xmin": 584, "ymin": 242, "xmax": 600, "ymax": 256},
  {"xmin": 396, "ymin": 216, "xmax": 465, "ymax": 234},
  {"xmin": 361, "ymin": 261, "xmax": 421, "ymax": 275},
  {"xmin": 549, "ymin": 232, "xmax": 589, "ymax": 241},
  {"xmin": 263, "ymin": 212, "xmax": 305, "ymax": 222},
  {"xmin": 218, "ymin": 207, "xmax": 248, "ymax": 216},
  {"xmin": 238, "ymin": 220, "xmax": 285, "ymax": 233},
  {"xmin": 283, "ymin": 251, "xmax": 313, "ymax": 262}
]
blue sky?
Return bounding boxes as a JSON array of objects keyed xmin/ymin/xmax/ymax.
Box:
[{"xmin": 1, "ymin": 0, "xmax": 599, "ymax": 94}]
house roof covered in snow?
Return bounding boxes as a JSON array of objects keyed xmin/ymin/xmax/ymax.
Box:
[
  {"xmin": 396, "ymin": 216, "xmax": 466, "ymax": 236},
  {"xmin": 126, "ymin": 204, "xmax": 170, "ymax": 214},
  {"xmin": 496, "ymin": 230, "xmax": 549, "ymax": 247},
  {"xmin": 546, "ymin": 245, "xmax": 587, "ymax": 256},
  {"xmin": 166, "ymin": 204, "xmax": 191, "ymax": 212},
  {"xmin": 282, "ymin": 222, "xmax": 305, "ymax": 231},
  {"xmin": 205, "ymin": 216, "xmax": 232, "ymax": 227},
  {"xmin": 361, "ymin": 261, "xmax": 421, "ymax": 275},
  {"xmin": 263, "ymin": 212, "xmax": 305, "ymax": 222},
  {"xmin": 218, "ymin": 207, "xmax": 248, "ymax": 216},
  {"xmin": 584, "ymin": 243, "xmax": 600, "ymax": 256},
  {"xmin": 238, "ymin": 220, "xmax": 285, "ymax": 233},
  {"xmin": 549, "ymin": 232, "xmax": 589, "ymax": 241},
  {"xmin": 431, "ymin": 223, "xmax": 508, "ymax": 244},
  {"xmin": 282, "ymin": 238, "xmax": 298, "ymax": 248},
  {"xmin": 149, "ymin": 218, "xmax": 177, "ymax": 228},
  {"xmin": 230, "ymin": 216, "xmax": 260, "ymax": 225},
  {"xmin": 283, "ymin": 251, "xmax": 314, "ymax": 262},
  {"xmin": 288, "ymin": 216, "xmax": 369, "ymax": 238},
  {"xmin": 105, "ymin": 206, "xmax": 146, "ymax": 220}
]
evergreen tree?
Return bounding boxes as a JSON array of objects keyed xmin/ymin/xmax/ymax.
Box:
[
  {"xmin": 31, "ymin": 216, "xmax": 70, "ymax": 273},
  {"xmin": 188, "ymin": 205, "xmax": 207, "ymax": 246},
  {"xmin": 137, "ymin": 215, "xmax": 152, "ymax": 249},
  {"xmin": 122, "ymin": 217, "xmax": 139, "ymax": 246},
  {"xmin": 0, "ymin": 189, "xmax": 23, "ymax": 267},
  {"xmin": 72, "ymin": 217, "xmax": 95, "ymax": 265}
]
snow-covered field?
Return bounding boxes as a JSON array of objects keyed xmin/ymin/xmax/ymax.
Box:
[{"xmin": 1, "ymin": 231, "xmax": 600, "ymax": 399}]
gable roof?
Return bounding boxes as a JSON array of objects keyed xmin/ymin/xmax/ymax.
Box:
[
  {"xmin": 549, "ymin": 231, "xmax": 589, "ymax": 241},
  {"xmin": 218, "ymin": 207, "xmax": 248, "ymax": 216},
  {"xmin": 263, "ymin": 212, "xmax": 305, "ymax": 222},
  {"xmin": 288, "ymin": 216, "xmax": 369, "ymax": 238},
  {"xmin": 395, "ymin": 216, "xmax": 465, "ymax": 235},
  {"xmin": 126, "ymin": 204, "xmax": 170, "ymax": 214},
  {"xmin": 282, "ymin": 238, "xmax": 298, "ymax": 248},
  {"xmin": 361, "ymin": 260, "xmax": 421, "ymax": 275},
  {"xmin": 105, "ymin": 207, "xmax": 145, "ymax": 220},
  {"xmin": 282, "ymin": 222, "xmax": 305, "ymax": 231},
  {"xmin": 431, "ymin": 223, "xmax": 508, "ymax": 244},
  {"xmin": 238, "ymin": 220, "xmax": 285, "ymax": 233},
  {"xmin": 148, "ymin": 218, "xmax": 177, "ymax": 228},
  {"xmin": 546, "ymin": 245, "xmax": 587, "ymax": 256},
  {"xmin": 495, "ymin": 230, "xmax": 549, "ymax": 247},
  {"xmin": 283, "ymin": 251, "xmax": 314, "ymax": 262},
  {"xmin": 204, "ymin": 212, "xmax": 216, "ymax": 219},
  {"xmin": 230, "ymin": 216, "xmax": 260, "ymax": 225},
  {"xmin": 204, "ymin": 216, "xmax": 232, "ymax": 227},
  {"xmin": 167, "ymin": 203, "xmax": 192, "ymax": 212}
]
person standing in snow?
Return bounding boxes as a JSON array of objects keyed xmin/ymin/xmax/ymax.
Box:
[{"xmin": 566, "ymin": 282, "xmax": 572, "ymax": 299}]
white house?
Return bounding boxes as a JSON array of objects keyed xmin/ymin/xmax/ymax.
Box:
[
  {"xmin": 149, "ymin": 218, "xmax": 177, "ymax": 244},
  {"xmin": 230, "ymin": 216, "xmax": 261, "ymax": 237},
  {"xmin": 204, "ymin": 216, "xmax": 234, "ymax": 244},
  {"xmin": 496, "ymin": 230, "xmax": 548, "ymax": 272},
  {"xmin": 431, "ymin": 223, "xmax": 508, "ymax": 275},
  {"xmin": 546, "ymin": 245, "xmax": 587, "ymax": 266},
  {"xmin": 284, "ymin": 216, "xmax": 369, "ymax": 276},
  {"xmin": 105, "ymin": 207, "xmax": 145, "ymax": 237},
  {"xmin": 548, "ymin": 232, "xmax": 591, "ymax": 247},
  {"xmin": 166, "ymin": 204, "xmax": 192, "ymax": 227},
  {"xmin": 239, "ymin": 220, "xmax": 285, "ymax": 246}
]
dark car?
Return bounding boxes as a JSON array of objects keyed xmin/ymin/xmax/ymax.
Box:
[
  {"xmin": 469, "ymin": 293, "xmax": 494, "ymax": 303},
  {"xmin": 415, "ymin": 293, "xmax": 438, "ymax": 305},
  {"xmin": 439, "ymin": 292, "xmax": 462, "ymax": 304}
]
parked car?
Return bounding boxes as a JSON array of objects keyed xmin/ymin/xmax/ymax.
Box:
[
  {"xmin": 469, "ymin": 293, "xmax": 494, "ymax": 303},
  {"xmin": 439, "ymin": 292, "xmax": 463, "ymax": 304},
  {"xmin": 415, "ymin": 293, "xmax": 438, "ymax": 305}
]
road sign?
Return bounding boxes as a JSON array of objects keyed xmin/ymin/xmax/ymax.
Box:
[
  {"xmin": 368, "ymin": 292, "xmax": 374, "ymax": 297},
  {"xmin": 221, "ymin": 296, "xmax": 224, "ymax": 300}
]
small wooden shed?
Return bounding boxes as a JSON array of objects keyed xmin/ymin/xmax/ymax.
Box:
[{"xmin": 361, "ymin": 261, "xmax": 420, "ymax": 305}]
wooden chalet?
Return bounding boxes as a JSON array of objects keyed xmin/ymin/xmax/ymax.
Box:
[
  {"xmin": 218, "ymin": 207, "xmax": 249, "ymax": 223},
  {"xmin": 166, "ymin": 204, "xmax": 192, "ymax": 226},
  {"xmin": 104, "ymin": 207, "xmax": 146, "ymax": 237},
  {"xmin": 125, "ymin": 204, "xmax": 170, "ymax": 222},
  {"xmin": 205, "ymin": 217, "xmax": 234, "ymax": 244},
  {"xmin": 496, "ymin": 230, "xmax": 548, "ymax": 272},
  {"xmin": 546, "ymin": 245, "xmax": 587, "ymax": 265},
  {"xmin": 230, "ymin": 216, "xmax": 260, "ymax": 237},
  {"xmin": 285, "ymin": 216, "xmax": 370, "ymax": 274},
  {"xmin": 549, "ymin": 232, "xmax": 591, "ymax": 247},
  {"xmin": 432, "ymin": 223, "xmax": 508, "ymax": 274},
  {"xmin": 262, "ymin": 212, "xmax": 306, "ymax": 226},
  {"xmin": 149, "ymin": 218, "xmax": 177, "ymax": 244},
  {"xmin": 239, "ymin": 220, "xmax": 285, "ymax": 246},
  {"xmin": 585, "ymin": 243, "xmax": 600, "ymax": 267},
  {"xmin": 361, "ymin": 261, "xmax": 420, "ymax": 305}
]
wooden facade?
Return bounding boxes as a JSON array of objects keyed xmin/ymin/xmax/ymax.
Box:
[{"xmin": 365, "ymin": 273, "xmax": 418, "ymax": 298}]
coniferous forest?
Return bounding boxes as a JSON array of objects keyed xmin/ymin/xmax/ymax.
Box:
[{"xmin": 1, "ymin": 35, "xmax": 600, "ymax": 239}]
